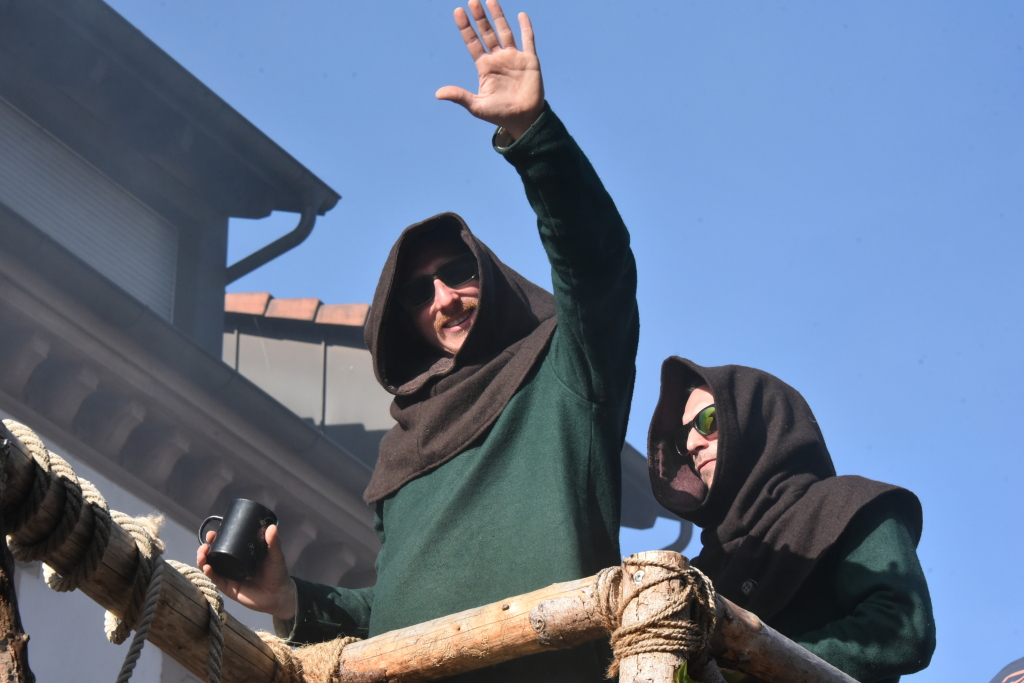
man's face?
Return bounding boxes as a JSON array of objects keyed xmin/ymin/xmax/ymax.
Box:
[
  {"xmin": 403, "ymin": 244, "xmax": 480, "ymax": 356},
  {"xmin": 682, "ymin": 386, "xmax": 718, "ymax": 488}
]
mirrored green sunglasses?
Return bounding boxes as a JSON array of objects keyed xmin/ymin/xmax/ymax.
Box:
[{"xmin": 673, "ymin": 404, "xmax": 717, "ymax": 456}]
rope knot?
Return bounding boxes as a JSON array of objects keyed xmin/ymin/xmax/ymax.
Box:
[{"xmin": 595, "ymin": 556, "xmax": 717, "ymax": 678}]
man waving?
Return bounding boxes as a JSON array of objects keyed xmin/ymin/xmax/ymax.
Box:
[{"xmin": 201, "ymin": 3, "xmax": 638, "ymax": 680}]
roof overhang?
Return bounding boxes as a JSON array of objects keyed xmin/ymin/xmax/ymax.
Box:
[{"xmin": 0, "ymin": 0, "xmax": 340, "ymax": 228}]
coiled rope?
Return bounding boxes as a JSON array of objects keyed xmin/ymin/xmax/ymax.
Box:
[
  {"xmin": 1, "ymin": 420, "xmax": 226, "ymax": 683},
  {"xmin": 594, "ymin": 557, "xmax": 718, "ymax": 678},
  {"xmin": 258, "ymin": 632, "xmax": 361, "ymax": 683}
]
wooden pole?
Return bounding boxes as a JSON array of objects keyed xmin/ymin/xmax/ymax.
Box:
[
  {"xmin": 711, "ymin": 594, "xmax": 859, "ymax": 683},
  {"xmin": 0, "ymin": 422, "xmax": 277, "ymax": 683},
  {"xmin": 617, "ymin": 551, "xmax": 689, "ymax": 683},
  {"xmin": 0, "ymin": 436, "xmax": 34, "ymax": 683},
  {"xmin": 0, "ymin": 421, "xmax": 857, "ymax": 683}
]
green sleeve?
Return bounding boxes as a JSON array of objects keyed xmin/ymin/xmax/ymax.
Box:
[
  {"xmin": 498, "ymin": 105, "xmax": 639, "ymax": 407},
  {"xmin": 286, "ymin": 579, "xmax": 374, "ymax": 645},
  {"xmin": 794, "ymin": 504, "xmax": 936, "ymax": 682},
  {"xmin": 283, "ymin": 508, "xmax": 384, "ymax": 645}
]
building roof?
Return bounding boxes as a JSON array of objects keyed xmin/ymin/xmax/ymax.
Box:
[
  {"xmin": 0, "ymin": 0, "xmax": 340, "ymax": 228},
  {"xmin": 226, "ymin": 292, "xmax": 370, "ymax": 327}
]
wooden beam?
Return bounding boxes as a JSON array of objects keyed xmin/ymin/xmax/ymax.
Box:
[
  {"xmin": 1, "ymin": 421, "xmax": 857, "ymax": 683},
  {"xmin": 0, "ymin": 422, "xmax": 276, "ymax": 683}
]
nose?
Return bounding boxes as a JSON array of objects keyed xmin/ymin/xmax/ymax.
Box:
[
  {"xmin": 686, "ymin": 427, "xmax": 709, "ymax": 456},
  {"xmin": 432, "ymin": 278, "xmax": 459, "ymax": 309}
]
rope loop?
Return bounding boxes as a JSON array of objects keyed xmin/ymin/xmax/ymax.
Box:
[
  {"xmin": 114, "ymin": 560, "xmax": 165, "ymax": 683},
  {"xmin": 105, "ymin": 511, "xmax": 165, "ymax": 645},
  {"xmin": 168, "ymin": 560, "xmax": 225, "ymax": 683},
  {"xmin": 595, "ymin": 557, "xmax": 718, "ymax": 678}
]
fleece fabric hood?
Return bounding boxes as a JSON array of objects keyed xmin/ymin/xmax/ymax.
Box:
[
  {"xmin": 647, "ymin": 358, "xmax": 922, "ymax": 620},
  {"xmin": 362, "ymin": 212, "xmax": 556, "ymax": 503}
]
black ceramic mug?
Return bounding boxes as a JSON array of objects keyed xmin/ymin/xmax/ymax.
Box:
[{"xmin": 198, "ymin": 499, "xmax": 277, "ymax": 582}]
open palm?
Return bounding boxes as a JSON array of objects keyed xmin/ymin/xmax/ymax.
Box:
[{"xmin": 436, "ymin": 0, "xmax": 545, "ymax": 140}]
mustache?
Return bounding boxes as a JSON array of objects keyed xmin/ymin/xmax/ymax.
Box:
[{"xmin": 434, "ymin": 298, "xmax": 479, "ymax": 336}]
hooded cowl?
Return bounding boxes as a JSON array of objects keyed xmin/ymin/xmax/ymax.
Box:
[
  {"xmin": 647, "ymin": 358, "xmax": 922, "ymax": 621},
  {"xmin": 362, "ymin": 212, "xmax": 557, "ymax": 503}
]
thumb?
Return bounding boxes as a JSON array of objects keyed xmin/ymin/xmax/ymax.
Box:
[
  {"xmin": 435, "ymin": 85, "xmax": 475, "ymax": 109},
  {"xmin": 265, "ymin": 524, "xmax": 287, "ymax": 564}
]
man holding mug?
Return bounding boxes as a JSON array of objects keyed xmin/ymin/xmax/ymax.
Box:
[{"xmin": 200, "ymin": 2, "xmax": 638, "ymax": 680}]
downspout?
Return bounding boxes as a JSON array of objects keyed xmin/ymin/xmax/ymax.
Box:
[{"xmin": 225, "ymin": 188, "xmax": 328, "ymax": 284}]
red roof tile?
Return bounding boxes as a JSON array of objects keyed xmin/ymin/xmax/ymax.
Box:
[
  {"xmin": 316, "ymin": 303, "xmax": 370, "ymax": 326},
  {"xmin": 227, "ymin": 293, "xmax": 369, "ymax": 327},
  {"xmin": 225, "ymin": 292, "xmax": 272, "ymax": 315},
  {"xmin": 265, "ymin": 297, "xmax": 322, "ymax": 321}
]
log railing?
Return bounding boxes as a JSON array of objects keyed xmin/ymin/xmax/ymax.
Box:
[{"xmin": 0, "ymin": 421, "xmax": 855, "ymax": 683}]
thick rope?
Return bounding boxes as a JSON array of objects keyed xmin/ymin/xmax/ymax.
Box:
[
  {"xmin": 114, "ymin": 560, "xmax": 165, "ymax": 683},
  {"xmin": 257, "ymin": 632, "xmax": 362, "ymax": 683},
  {"xmin": 168, "ymin": 560, "xmax": 225, "ymax": 683},
  {"xmin": 3, "ymin": 420, "xmax": 116, "ymax": 593},
  {"xmin": 0, "ymin": 421, "xmax": 178, "ymax": 683},
  {"xmin": 105, "ymin": 512, "xmax": 165, "ymax": 645},
  {"xmin": 0, "ymin": 421, "xmax": 369, "ymax": 683},
  {"xmin": 258, "ymin": 633, "xmax": 304, "ymax": 683},
  {"xmin": 595, "ymin": 558, "xmax": 718, "ymax": 678}
]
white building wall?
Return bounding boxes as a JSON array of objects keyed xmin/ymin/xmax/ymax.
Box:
[{"xmin": 2, "ymin": 410, "xmax": 272, "ymax": 683}]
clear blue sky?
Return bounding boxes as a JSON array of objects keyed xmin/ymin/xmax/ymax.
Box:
[{"xmin": 107, "ymin": 1, "xmax": 1023, "ymax": 678}]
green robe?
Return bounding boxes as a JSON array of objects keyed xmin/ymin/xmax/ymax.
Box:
[
  {"xmin": 770, "ymin": 499, "xmax": 936, "ymax": 682},
  {"xmin": 284, "ymin": 107, "xmax": 639, "ymax": 682}
]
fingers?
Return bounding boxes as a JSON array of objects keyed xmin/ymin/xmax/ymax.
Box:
[
  {"xmin": 468, "ymin": 0, "xmax": 501, "ymax": 52},
  {"xmin": 205, "ymin": 530, "xmax": 217, "ymax": 544},
  {"xmin": 518, "ymin": 11, "xmax": 535, "ymax": 55},
  {"xmin": 454, "ymin": 1, "xmax": 525, "ymax": 59},
  {"xmin": 487, "ymin": 0, "xmax": 517, "ymax": 50},
  {"xmin": 453, "ymin": 7, "xmax": 486, "ymax": 61},
  {"xmin": 201, "ymin": 562, "xmax": 234, "ymax": 596}
]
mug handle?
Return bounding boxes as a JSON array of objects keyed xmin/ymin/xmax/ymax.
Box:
[{"xmin": 198, "ymin": 516, "xmax": 223, "ymax": 545}]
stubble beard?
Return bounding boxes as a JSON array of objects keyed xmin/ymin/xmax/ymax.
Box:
[{"xmin": 434, "ymin": 298, "xmax": 479, "ymax": 352}]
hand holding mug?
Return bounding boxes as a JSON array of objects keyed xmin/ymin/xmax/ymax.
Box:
[{"xmin": 196, "ymin": 500, "xmax": 295, "ymax": 620}]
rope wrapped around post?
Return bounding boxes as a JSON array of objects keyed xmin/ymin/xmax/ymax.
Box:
[{"xmin": 595, "ymin": 553, "xmax": 717, "ymax": 678}]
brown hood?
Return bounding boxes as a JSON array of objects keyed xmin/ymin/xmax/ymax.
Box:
[
  {"xmin": 362, "ymin": 212, "xmax": 556, "ymax": 503},
  {"xmin": 647, "ymin": 358, "xmax": 921, "ymax": 619}
]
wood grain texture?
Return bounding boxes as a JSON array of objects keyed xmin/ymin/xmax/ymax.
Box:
[
  {"xmin": 618, "ymin": 551, "xmax": 689, "ymax": 683},
  {"xmin": 339, "ymin": 575, "xmax": 606, "ymax": 682},
  {"xmin": 711, "ymin": 596, "xmax": 858, "ymax": 683}
]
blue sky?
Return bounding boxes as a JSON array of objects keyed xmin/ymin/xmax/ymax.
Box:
[{"xmin": 106, "ymin": 1, "xmax": 1022, "ymax": 678}]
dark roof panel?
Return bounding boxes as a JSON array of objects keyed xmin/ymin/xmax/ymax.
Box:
[{"xmin": 0, "ymin": 0, "xmax": 339, "ymax": 225}]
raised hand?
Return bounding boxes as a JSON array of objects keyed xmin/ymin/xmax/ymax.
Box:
[
  {"xmin": 436, "ymin": 0, "xmax": 545, "ymax": 140},
  {"xmin": 197, "ymin": 524, "xmax": 295, "ymax": 620}
]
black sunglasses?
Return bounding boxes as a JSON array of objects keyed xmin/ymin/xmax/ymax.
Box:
[
  {"xmin": 396, "ymin": 252, "xmax": 479, "ymax": 311},
  {"xmin": 673, "ymin": 404, "xmax": 717, "ymax": 456}
]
